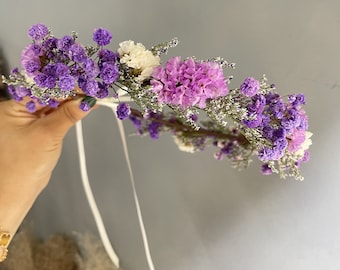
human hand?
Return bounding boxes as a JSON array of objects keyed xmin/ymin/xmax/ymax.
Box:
[{"xmin": 0, "ymin": 98, "xmax": 94, "ymax": 237}]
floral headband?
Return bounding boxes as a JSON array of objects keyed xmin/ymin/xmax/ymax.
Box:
[{"xmin": 2, "ymin": 23, "xmax": 312, "ymax": 180}]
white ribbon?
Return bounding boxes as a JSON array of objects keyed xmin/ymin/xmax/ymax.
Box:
[
  {"xmin": 76, "ymin": 99, "xmax": 156, "ymax": 270},
  {"xmin": 76, "ymin": 121, "xmax": 120, "ymax": 268}
]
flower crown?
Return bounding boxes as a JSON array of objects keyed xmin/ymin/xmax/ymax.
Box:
[{"xmin": 2, "ymin": 23, "xmax": 312, "ymax": 180}]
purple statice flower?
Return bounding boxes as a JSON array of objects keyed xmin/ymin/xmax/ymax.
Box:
[
  {"xmin": 247, "ymin": 94, "xmax": 266, "ymax": 114},
  {"xmin": 70, "ymin": 63, "xmax": 82, "ymax": 77},
  {"xmin": 8, "ymin": 85, "xmax": 23, "ymax": 101},
  {"xmin": 83, "ymin": 58, "xmax": 99, "ymax": 78},
  {"xmin": 48, "ymin": 99, "xmax": 60, "ymax": 108},
  {"xmin": 129, "ymin": 115, "xmax": 143, "ymax": 135},
  {"xmin": 242, "ymin": 114, "xmax": 262, "ymax": 128},
  {"xmin": 221, "ymin": 141, "xmax": 234, "ymax": 155},
  {"xmin": 84, "ymin": 80, "xmax": 99, "ymax": 96},
  {"xmin": 34, "ymin": 73, "xmax": 56, "ymax": 88},
  {"xmin": 100, "ymin": 62, "xmax": 119, "ymax": 84},
  {"xmin": 28, "ymin": 24, "xmax": 49, "ymax": 40},
  {"xmin": 281, "ymin": 108, "xmax": 301, "ymax": 132},
  {"xmin": 302, "ymin": 150, "xmax": 310, "ymax": 163},
  {"xmin": 151, "ymin": 56, "xmax": 228, "ymax": 109},
  {"xmin": 258, "ymin": 147, "xmax": 278, "ymax": 161},
  {"xmin": 261, "ymin": 164, "xmax": 273, "ymax": 175},
  {"xmin": 240, "ymin": 77, "xmax": 260, "ymax": 97},
  {"xmin": 58, "ymin": 35, "xmax": 74, "ymax": 50},
  {"xmin": 96, "ymin": 82, "xmax": 109, "ymax": 98},
  {"xmin": 58, "ymin": 75, "xmax": 75, "ymax": 91},
  {"xmin": 288, "ymin": 93, "xmax": 306, "ymax": 106},
  {"xmin": 116, "ymin": 103, "xmax": 131, "ymax": 120},
  {"xmin": 21, "ymin": 45, "xmax": 42, "ymax": 76},
  {"xmin": 55, "ymin": 63, "xmax": 70, "ymax": 77},
  {"xmin": 98, "ymin": 49, "xmax": 119, "ymax": 63},
  {"xmin": 68, "ymin": 43, "xmax": 87, "ymax": 63},
  {"xmin": 77, "ymin": 75, "xmax": 88, "ymax": 91},
  {"xmin": 79, "ymin": 101, "xmax": 92, "ymax": 112},
  {"xmin": 93, "ymin": 28, "xmax": 112, "ymax": 46},
  {"xmin": 42, "ymin": 63, "xmax": 57, "ymax": 77},
  {"xmin": 26, "ymin": 100, "xmax": 36, "ymax": 113},
  {"xmin": 148, "ymin": 122, "xmax": 161, "ymax": 139},
  {"xmin": 15, "ymin": 86, "xmax": 31, "ymax": 98},
  {"xmin": 79, "ymin": 96, "xmax": 97, "ymax": 112},
  {"xmin": 272, "ymin": 127, "xmax": 286, "ymax": 141},
  {"xmin": 42, "ymin": 37, "xmax": 58, "ymax": 59}
]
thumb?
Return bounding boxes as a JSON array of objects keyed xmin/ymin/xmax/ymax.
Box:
[{"xmin": 40, "ymin": 98, "xmax": 94, "ymax": 137}]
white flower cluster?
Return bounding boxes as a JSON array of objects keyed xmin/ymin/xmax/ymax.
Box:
[
  {"xmin": 118, "ymin": 40, "xmax": 160, "ymax": 82},
  {"xmin": 173, "ymin": 135, "xmax": 196, "ymax": 153}
]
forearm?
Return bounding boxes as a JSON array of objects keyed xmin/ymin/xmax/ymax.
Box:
[{"xmin": 0, "ymin": 174, "xmax": 47, "ymax": 243}]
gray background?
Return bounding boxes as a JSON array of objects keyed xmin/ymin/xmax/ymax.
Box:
[{"xmin": 1, "ymin": 0, "xmax": 339, "ymax": 269}]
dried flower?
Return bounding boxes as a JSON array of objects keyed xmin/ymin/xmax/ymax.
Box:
[
  {"xmin": 151, "ymin": 56, "xmax": 228, "ymax": 109},
  {"xmin": 28, "ymin": 23, "xmax": 49, "ymax": 40},
  {"xmin": 118, "ymin": 40, "xmax": 160, "ymax": 81},
  {"xmin": 116, "ymin": 103, "xmax": 131, "ymax": 120},
  {"xmin": 93, "ymin": 28, "xmax": 112, "ymax": 46},
  {"xmin": 2, "ymin": 23, "xmax": 312, "ymax": 180}
]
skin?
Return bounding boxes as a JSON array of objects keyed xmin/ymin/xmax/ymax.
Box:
[{"xmin": 0, "ymin": 98, "xmax": 94, "ymax": 243}]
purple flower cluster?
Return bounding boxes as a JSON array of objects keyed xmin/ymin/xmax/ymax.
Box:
[
  {"xmin": 11, "ymin": 24, "xmax": 120, "ymax": 111},
  {"xmin": 93, "ymin": 28, "xmax": 112, "ymax": 46},
  {"xmin": 240, "ymin": 84, "xmax": 309, "ymax": 169},
  {"xmin": 151, "ymin": 56, "xmax": 228, "ymax": 109},
  {"xmin": 240, "ymin": 77, "xmax": 260, "ymax": 97},
  {"xmin": 28, "ymin": 23, "xmax": 49, "ymax": 40},
  {"xmin": 4, "ymin": 23, "xmax": 312, "ymax": 179},
  {"xmin": 116, "ymin": 102, "xmax": 131, "ymax": 120}
]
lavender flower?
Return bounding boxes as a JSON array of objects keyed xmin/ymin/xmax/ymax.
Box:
[
  {"xmin": 96, "ymin": 83, "xmax": 109, "ymax": 98},
  {"xmin": 34, "ymin": 73, "xmax": 56, "ymax": 88},
  {"xmin": 240, "ymin": 77, "xmax": 260, "ymax": 97},
  {"xmin": 58, "ymin": 35, "xmax": 74, "ymax": 50},
  {"xmin": 148, "ymin": 122, "xmax": 161, "ymax": 139},
  {"xmin": 26, "ymin": 100, "xmax": 36, "ymax": 113},
  {"xmin": 79, "ymin": 101, "xmax": 92, "ymax": 112},
  {"xmin": 98, "ymin": 49, "xmax": 119, "ymax": 63},
  {"xmin": 59, "ymin": 75, "xmax": 75, "ymax": 91},
  {"xmin": 79, "ymin": 96, "xmax": 97, "ymax": 112},
  {"xmin": 116, "ymin": 103, "xmax": 131, "ymax": 120},
  {"xmin": 100, "ymin": 63, "xmax": 119, "ymax": 84},
  {"xmin": 21, "ymin": 45, "xmax": 42, "ymax": 76},
  {"xmin": 83, "ymin": 58, "xmax": 99, "ymax": 78},
  {"xmin": 42, "ymin": 37, "xmax": 58, "ymax": 58},
  {"xmin": 84, "ymin": 80, "xmax": 99, "ymax": 96},
  {"xmin": 129, "ymin": 115, "xmax": 143, "ymax": 135},
  {"xmin": 93, "ymin": 28, "xmax": 112, "ymax": 46},
  {"xmin": 68, "ymin": 43, "xmax": 87, "ymax": 63},
  {"xmin": 261, "ymin": 164, "xmax": 273, "ymax": 175},
  {"xmin": 28, "ymin": 23, "xmax": 49, "ymax": 40}
]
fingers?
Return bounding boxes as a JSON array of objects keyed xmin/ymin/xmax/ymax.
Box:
[{"xmin": 39, "ymin": 98, "xmax": 94, "ymax": 137}]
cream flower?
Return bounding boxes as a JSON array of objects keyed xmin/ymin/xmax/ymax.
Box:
[
  {"xmin": 294, "ymin": 131, "xmax": 313, "ymax": 158},
  {"xmin": 173, "ymin": 136, "xmax": 196, "ymax": 153},
  {"xmin": 118, "ymin": 40, "xmax": 160, "ymax": 81}
]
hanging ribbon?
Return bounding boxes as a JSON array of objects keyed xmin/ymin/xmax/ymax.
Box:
[{"xmin": 76, "ymin": 102, "xmax": 156, "ymax": 270}]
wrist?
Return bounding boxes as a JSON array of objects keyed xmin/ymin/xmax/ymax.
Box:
[{"xmin": 0, "ymin": 175, "xmax": 47, "ymax": 237}]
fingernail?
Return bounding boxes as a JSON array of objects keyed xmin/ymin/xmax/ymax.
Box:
[{"xmin": 79, "ymin": 96, "xmax": 97, "ymax": 112}]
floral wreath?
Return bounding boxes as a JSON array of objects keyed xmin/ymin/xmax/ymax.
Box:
[{"xmin": 2, "ymin": 24, "xmax": 312, "ymax": 269}]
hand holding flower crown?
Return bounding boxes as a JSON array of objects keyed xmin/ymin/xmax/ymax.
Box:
[{"xmin": 2, "ymin": 23, "xmax": 312, "ymax": 180}]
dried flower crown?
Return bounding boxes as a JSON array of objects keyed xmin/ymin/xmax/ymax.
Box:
[{"xmin": 2, "ymin": 23, "xmax": 312, "ymax": 180}]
